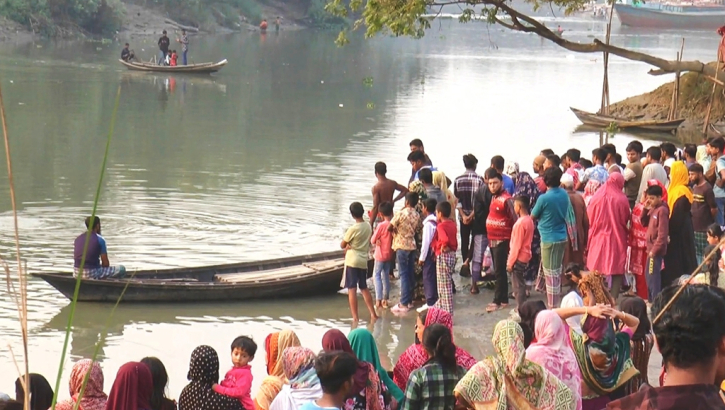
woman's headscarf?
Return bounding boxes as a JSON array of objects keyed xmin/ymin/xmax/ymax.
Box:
[
  {"xmin": 15, "ymin": 374, "xmax": 54, "ymax": 410},
  {"xmin": 56, "ymin": 359, "xmax": 107, "ymax": 410},
  {"xmin": 570, "ymin": 315, "xmax": 639, "ymax": 396},
  {"xmin": 514, "ymin": 172, "xmax": 541, "ymax": 209},
  {"xmin": 269, "ymin": 348, "xmax": 321, "ymax": 410},
  {"xmin": 518, "ymin": 300, "xmax": 547, "ymax": 348},
  {"xmin": 392, "ymin": 308, "xmax": 477, "ymax": 390},
  {"xmin": 433, "ymin": 171, "xmax": 456, "ymax": 206},
  {"xmin": 505, "ymin": 162, "xmax": 520, "ymax": 180},
  {"xmin": 321, "ymin": 330, "xmax": 368, "ymax": 396},
  {"xmin": 105, "ymin": 362, "xmax": 153, "ymax": 410},
  {"xmin": 268, "ymin": 330, "xmax": 301, "ymax": 379},
  {"xmin": 348, "ymin": 328, "xmax": 404, "ymax": 403},
  {"xmin": 454, "ymin": 320, "xmax": 575, "ymax": 410},
  {"xmin": 583, "ymin": 179, "xmax": 601, "ymax": 206},
  {"xmin": 619, "ymin": 296, "xmax": 651, "ymax": 342},
  {"xmin": 667, "ymin": 161, "xmax": 693, "ymax": 215},
  {"xmin": 646, "ymin": 179, "xmax": 668, "ymax": 203},
  {"xmin": 179, "ymin": 346, "xmax": 244, "ymax": 410},
  {"xmin": 526, "ymin": 311, "xmax": 583, "ymax": 410}
]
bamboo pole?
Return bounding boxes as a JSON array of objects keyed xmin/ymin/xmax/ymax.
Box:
[
  {"xmin": 600, "ymin": 0, "xmax": 615, "ymax": 115},
  {"xmin": 668, "ymin": 39, "xmax": 685, "ymax": 121},
  {"xmin": 703, "ymin": 59, "xmax": 722, "ymax": 134}
]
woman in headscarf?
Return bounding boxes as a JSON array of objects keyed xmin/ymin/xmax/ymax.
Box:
[
  {"xmin": 554, "ymin": 304, "xmax": 640, "ymax": 410},
  {"xmin": 105, "ymin": 362, "xmax": 153, "ymax": 410},
  {"xmin": 582, "ymin": 179, "xmax": 601, "ymax": 207},
  {"xmin": 433, "ymin": 171, "xmax": 457, "ymax": 211},
  {"xmin": 628, "ymin": 180, "xmax": 667, "ymax": 300},
  {"xmin": 454, "ymin": 320, "xmax": 575, "ymax": 410},
  {"xmin": 14, "ymin": 374, "xmax": 54, "ymax": 410},
  {"xmin": 561, "ymin": 173, "xmax": 588, "ymax": 269},
  {"xmin": 348, "ymin": 329, "xmax": 404, "ymax": 405},
  {"xmin": 56, "ymin": 359, "xmax": 107, "ymax": 410},
  {"xmin": 256, "ymin": 330, "xmax": 302, "ymax": 410},
  {"xmin": 140, "ymin": 357, "xmax": 176, "ymax": 410},
  {"xmin": 322, "ymin": 330, "xmax": 391, "ymax": 410},
  {"xmin": 393, "ymin": 308, "xmax": 477, "ymax": 390},
  {"xmin": 179, "ymin": 346, "xmax": 243, "ymax": 410},
  {"xmin": 514, "ymin": 172, "xmax": 542, "ymax": 290},
  {"xmin": 517, "ymin": 300, "xmax": 546, "ymax": 348},
  {"xmin": 619, "ymin": 296, "xmax": 654, "ymax": 396},
  {"xmin": 586, "ymin": 173, "xmax": 631, "ymax": 299},
  {"xmin": 663, "ymin": 161, "xmax": 697, "ymax": 288},
  {"xmin": 526, "ymin": 310, "xmax": 583, "ymax": 410},
  {"xmin": 269, "ymin": 347, "xmax": 321, "ymax": 410}
]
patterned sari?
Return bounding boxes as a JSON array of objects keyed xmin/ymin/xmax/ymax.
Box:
[{"xmin": 454, "ymin": 320, "xmax": 575, "ymax": 410}]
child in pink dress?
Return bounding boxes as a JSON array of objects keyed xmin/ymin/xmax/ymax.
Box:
[{"xmin": 213, "ymin": 336, "xmax": 256, "ymax": 410}]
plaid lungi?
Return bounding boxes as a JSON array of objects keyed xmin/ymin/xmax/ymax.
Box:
[
  {"xmin": 435, "ymin": 251, "xmax": 456, "ymax": 314},
  {"xmin": 541, "ymin": 240, "xmax": 566, "ymax": 308},
  {"xmin": 74, "ymin": 265, "xmax": 126, "ymax": 279},
  {"xmin": 694, "ymin": 231, "xmax": 708, "ymax": 265}
]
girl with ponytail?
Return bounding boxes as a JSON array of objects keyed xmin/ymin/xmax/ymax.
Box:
[{"xmin": 399, "ymin": 324, "xmax": 466, "ymax": 410}]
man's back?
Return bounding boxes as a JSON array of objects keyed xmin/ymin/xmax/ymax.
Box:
[
  {"xmin": 425, "ymin": 185, "xmax": 447, "ymax": 205},
  {"xmin": 607, "ymin": 384, "xmax": 725, "ymax": 410},
  {"xmin": 374, "ymin": 179, "xmax": 398, "ymax": 203},
  {"xmin": 73, "ymin": 232, "xmax": 102, "ymax": 269}
]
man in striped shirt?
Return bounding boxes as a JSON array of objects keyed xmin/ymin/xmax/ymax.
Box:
[{"xmin": 454, "ymin": 154, "xmax": 484, "ymax": 263}]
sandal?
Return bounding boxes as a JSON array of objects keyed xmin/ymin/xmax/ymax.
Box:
[{"xmin": 486, "ymin": 304, "xmax": 502, "ymax": 313}]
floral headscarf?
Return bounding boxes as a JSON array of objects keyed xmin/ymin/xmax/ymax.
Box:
[
  {"xmin": 282, "ymin": 347, "xmax": 319, "ymax": 390},
  {"xmin": 505, "ymin": 162, "xmax": 520, "ymax": 180},
  {"xmin": 55, "ymin": 359, "xmax": 107, "ymax": 410},
  {"xmin": 514, "ymin": 172, "xmax": 540, "ymax": 209},
  {"xmin": 454, "ymin": 320, "xmax": 575, "ymax": 410}
]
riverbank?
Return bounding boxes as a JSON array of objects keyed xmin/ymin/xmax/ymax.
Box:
[{"xmin": 607, "ymin": 62, "xmax": 724, "ymax": 141}]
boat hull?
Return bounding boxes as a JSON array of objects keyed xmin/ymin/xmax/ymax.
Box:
[
  {"xmin": 118, "ymin": 59, "xmax": 227, "ymax": 74},
  {"xmin": 32, "ymin": 251, "xmax": 346, "ymax": 303},
  {"xmin": 614, "ymin": 4, "xmax": 725, "ymax": 30},
  {"xmin": 570, "ymin": 107, "xmax": 685, "ymax": 132}
]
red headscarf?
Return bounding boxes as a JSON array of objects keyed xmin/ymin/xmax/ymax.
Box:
[
  {"xmin": 265, "ymin": 333, "xmax": 280, "ymax": 375},
  {"xmin": 646, "ymin": 179, "xmax": 668, "ymax": 203},
  {"xmin": 321, "ymin": 329, "xmax": 368, "ymax": 397},
  {"xmin": 105, "ymin": 362, "xmax": 152, "ymax": 410}
]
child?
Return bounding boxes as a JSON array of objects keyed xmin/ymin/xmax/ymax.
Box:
[
  {"xmin": 370, "ymin": 201, "xmax": 394, "ymax": 309},
  {"xmin": 341, "ymin": 202, "xmax": 377, "ymax": 322},
  {"xmin": 213, "ymin": 336, "xmax": 256, "ymax": 410},
  {"xmin": 300, "ymin": 352, "xmax": 358, "ymax": 410},
  {"xmin": 417, "ymin": 198, "xmax": 438, "ymax": 311},
  {"xmin": 641, "ymin": 184, "xmax": 669, "ymax": 302},
  {"xmin": 389, "ymin": 192, "xmax": 420, "ymax": 314},
  {"xmin": 170, "ymin": 50, "xmax": 178, "ymax": 66},
  {"xmin": 507, "ymin": 196, "xmax": 534, "ymax": 309},
  {"xmin": 704, "ymin": 223, "xmax": 723, "ymax": 287},
  {"xmin": 432, "ymin": 201, "xmax": 457, "ymax": 314}
]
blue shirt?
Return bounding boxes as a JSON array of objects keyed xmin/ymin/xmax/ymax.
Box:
[
  {"xmin": 531, "ymin": 187, "xmax": 569, "ymax": 243},
  {"xmin": 299, "ymin": 402, "xmax": 339, "ymax": 410},
  {"xmin": 715, "ymin": 156, "xmax": 725, "ymax": 198},
  {"xmin": 502, "ymin": 174, "xmax": 515, "ymax": 195}
]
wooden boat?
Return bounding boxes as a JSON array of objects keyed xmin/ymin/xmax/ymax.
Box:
[
  {"xmin": 570, "ymin": 107, "xmax": 685, "ymax": 132},
  {"xmin": 118, "ymin": 59, "xmax": 227, "ymax": 74},
  {"xmin": 32, "ymin": 251, "xmax": 345, "ymax": 303},
  {"xmin": 614, "ymin": 3, "xmax": 725, "ymax": 30}
]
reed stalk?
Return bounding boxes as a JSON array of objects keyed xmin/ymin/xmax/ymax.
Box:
[
  {"xmin": 51, "ymin": 85, "xmax": 122, "ymax": 409},
  {"xmin": 0, "ymin": 80, "xmax": 30, "ymax": 410}
]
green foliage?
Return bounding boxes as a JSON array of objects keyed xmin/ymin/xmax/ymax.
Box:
[
  {"xmin": 230, "ymin": 0, "xmax": 262, "ymax": 25},
  {"xmin": 0, "ymin": 0, "xmax": 122, "ymax": 36},
  {"xmin": 308, "ymin": 0, "xmax": 349, "ymax": 29}
]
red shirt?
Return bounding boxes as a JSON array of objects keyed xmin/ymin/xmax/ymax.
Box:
[
  {"xmin": 486, "ymin": 192, "xmax": 515, "ymax": 241},
  {"xmin": 433, "ymin": 219, "xmax": 458, "ymax": 256},
  {"xmin": 370, "ymin": 220, "xmax": 394, "ymax": 262}
]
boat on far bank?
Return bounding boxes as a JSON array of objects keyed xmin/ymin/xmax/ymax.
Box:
[
  {"xmin": 614, "ymin": 2, "xmax": 725, "ymax": 30},
  {"xmin": 570, "ymin": 107, "xmax": 685, "ymax": 132},
  {"xmin": 119, "ymin": 59, "xmax": 228, "ymax": 74},
  {"xmin": 32, "ymin": 251, "xmax": 345, "ymax": 303}
]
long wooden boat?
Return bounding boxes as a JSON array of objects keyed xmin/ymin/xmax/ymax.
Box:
[
  {"xmin": 570, "ymin": 107, "xmax": 685, "ymax": 132},
  {"xmin": 32, "ymin": 251, "xmax": 345, "ymax": 303},
  {"xmin": 118, "ymin": 59, "xmax": 227, "ymax": 74},
  {"xmin": 613, "ymin": 3, "xmax": 725, "ymax": 30}
]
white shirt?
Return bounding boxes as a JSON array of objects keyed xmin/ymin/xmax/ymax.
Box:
[
  {"xmin": 561, "ymin": 290, "xmax": 584, "ymax": 335},
  {"xmin": 419, "ymin": 214, "xmax": 437, "ymax": 262}
]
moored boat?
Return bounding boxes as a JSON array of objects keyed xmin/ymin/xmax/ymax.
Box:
[
  {"xmin": 118, "ymin": 59, "xmax": 228, "ymax": 74},
  {"xmin": 32, "ymin": 251, "xmax": 345, "ymax": 303},
  {"xmin": 570, "ymin": 107, "xmax": 685, "ymax": 132},
  {"xmin": 613, "ymin": 3, "xmax": 725, "ymax": 30}
]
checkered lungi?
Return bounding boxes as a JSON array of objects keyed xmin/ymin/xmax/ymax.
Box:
[
  {"xmin": 74, "ymin": 265, "xmax": 126, "ymax": 279},
  {"xmin": 694, "ymin": 231, "xmax": 708, "ymax": 264},
  {"xmin": 435, "ymin": 251, "xmax": 456, "ymax": 314},
  {"xmin": 541, "ymin": 240, "xmax": 566, "ymax": 308}
]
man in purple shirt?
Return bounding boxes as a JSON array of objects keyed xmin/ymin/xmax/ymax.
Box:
[{"xmin": 73, "ymin": 216, "xmax": 126, "ymax": 279}]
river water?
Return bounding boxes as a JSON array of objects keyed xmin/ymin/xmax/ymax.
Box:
[{"xmin": 0, "ymin": 18, "xmax": 716, "ymax": 398}]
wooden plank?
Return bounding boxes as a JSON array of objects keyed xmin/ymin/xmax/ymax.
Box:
[
  {"xmin": 215, "ymin": 265, "xmax": 315, "ymax": 283},
  {"xmin": 304, "ymin": 259, "xmax": 344, "ymax": 271}
]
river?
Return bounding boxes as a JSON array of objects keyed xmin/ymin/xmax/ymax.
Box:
[{"xmin": 0, "ymin": 18, "xmax": 716, "ymax": 397}]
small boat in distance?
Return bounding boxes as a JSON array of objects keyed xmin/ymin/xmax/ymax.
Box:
[
  {"xmin": 118, "ymin": 59, "xmax": 228, "ymax": 74},
  {"xmin": 570, "ymin": 107, "xmax": 685, "ymax": 132},
  {"xmin": 613, "ymin": 2, "xmax": 725, "ymax": 30},
  {"xmin": 33, "ymin": 251, "xmax": 345, "ymax": 303}
]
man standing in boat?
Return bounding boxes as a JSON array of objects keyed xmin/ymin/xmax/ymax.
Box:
[
  {"xmin": 158, "ymin": 30, "xmax": 170, "ymax": 65},
  {"xmin": 73, "ymin": 216, "xmax": 126, "ymax": 279},
  {"xmin": 177, "ymin": 29, "xmax": 189, "ymax": 65}
]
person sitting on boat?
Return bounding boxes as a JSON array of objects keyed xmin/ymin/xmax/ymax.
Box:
[
  {"xmin": 73, "ymin": 216, "xmax": 126, "ymax": 280},
  {"xmin": 121, "ymin": 43, "xmax": 135, "ymax": 62},
  {"xmin": 170, "ymin": 50, "xmax": 178, "ymax": 67}
]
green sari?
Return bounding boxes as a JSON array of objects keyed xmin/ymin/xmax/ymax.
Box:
[{"xmin": 348, "ymin": 328, "xmax": 404, "ymax": 404}]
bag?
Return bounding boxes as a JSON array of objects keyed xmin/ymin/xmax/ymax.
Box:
[{"xmin": 459, "ymin": 263, "xmax": 471, "ymax": 278}]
